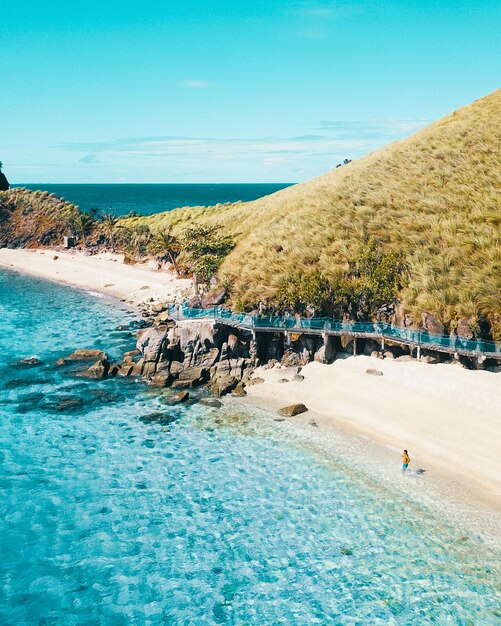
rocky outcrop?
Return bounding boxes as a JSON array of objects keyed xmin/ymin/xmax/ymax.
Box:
[
  {"xmin": 78, "ymin": 359, "xmax": 111, "ymax": 379},
  {"xmin": 58, "ymin": 348, "xmax": 109, "ymax": 364},
  {"xmin": 201, "ymin": 286, "xmax": 227, "ymax": 307},
  {"xmin": 0, "ymin": 171, "xmax": 9, "ymax": 191},
  {"xmin": 456, "ymin": 317, "xmax": 476, "ymax": 339},
  {"xmin": 132, "ymin": 320, "xmax": 256, "ymax": 396},
  {"xmin": 421, "ymin": 312, "xmax": 444, "ymax": 335}
]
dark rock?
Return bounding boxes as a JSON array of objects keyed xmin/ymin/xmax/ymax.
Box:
[
  {"xmin": 231, "ymin": 382, "xmax": 247, "ymax": 397},
  {"xmin": 278, "ymin": 403, "xmax": 308, "ymax": 417},
  {"xmin": 78, "ymin": 359, "xmax": 110, "ymax": 379},
  {"xmin": 201, "ymin": 286, "xmax": 227, "ymax": 307},
  {"xmin": 108, "ymin": 364, "xmax": 120, "ymax": 377},
  {"xmin": 45, "ymin": 395, "xmax": 84, "ymax": 412},
  {"xmin": 278, "ymin": 378, "xmax": 289, "ymax": 384},
  {"xmin": 16, "ymin": 392, "xmax": 45, "ymax": 404},
  {"xmin": 421, "ymin": 355, "xmax": 440, "ymax": 364},
  {"xmin": 263, "ymin": 359, "xmax": 278, "ymax": 370},
  {"xmin": 199, "ymin": 398, "xmax": 223, "ymax": 408},
  {"xmin": 138, "ymin": 412, "xmax": 176, "ymax": 426},
  {"xmin": 293, "ymin": 374, "xmax": 305, "ymax": 382},
  {"xmin": 123, "ymin": 349, "xmax": 141, "ymax": 359},
  {"xmin": 210, "ymin": 375, "xmax": 238, "ymax": 397},
  {"xmin": 246, "ymin": 376, "xmax": 265, "ymax": 386},
  {"xmin": 59, "ymin": 348, "xmax": 109, "ymax": 363},
  {"xmin": 281, "ymin": 348, "xmax": 310, "ymax": 367},
  {"xmin": 422, "ymin": 312, "xmax": 444, "ymax": 336},
  {"xmin": 150, "ymin": 372, "xmax": 173, "ymax": 387},
  {"xmin": 171, "ymin": 366, "xmax": 208, "ymax": 388},
  {"xmin": 0, "ymin": 171, "xmax": 9, "ymax": 191},
  {"xmin": 17, "ymin": 356, "xmax": 42, "ymax": 367},
  {"xmin": 187, "ymin": 294, "xmax": 203, "ymax": 308},
  {"xmin": 456, "ymin": 317, "xmax": 476, "ymax": 339},
  {"xmin": 136, "ymin": 326, "xmax": 169, "ymax": 372},
  {"xmin": 168, "ymin": 391, "xmax": 190, "ymax": 404},
  {"xmin": 88, "ymin": 389, "xmax": 122, "ymax": 404}
]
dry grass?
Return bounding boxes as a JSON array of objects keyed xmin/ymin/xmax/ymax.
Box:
[{"xmin": 117, "ymin": 90, "xmax": 501, "ymax": 337}]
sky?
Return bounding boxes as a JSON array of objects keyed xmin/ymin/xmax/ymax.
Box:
[{"xmin": 1, "ymin": 0, "xmax": 500, "ymax": 183}]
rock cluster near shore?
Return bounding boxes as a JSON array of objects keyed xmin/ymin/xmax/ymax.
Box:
[{"xmin": 54, "ymin": 310, "xmax": 499, "ymax": 404}]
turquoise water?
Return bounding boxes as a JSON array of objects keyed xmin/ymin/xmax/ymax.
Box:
[
  {"xmin": 1, "ymin": 270, "xmax": 500, "ymax": 625},
  {"xmin": 13, "ymin": 183, "xmax": 293, "ymax": 217}
]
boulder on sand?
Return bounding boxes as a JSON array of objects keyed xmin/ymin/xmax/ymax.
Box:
[
  {"xmin": 366, "ymin": 368, "xmax": 383, "ymax": 376},
  {"xmin": 278, "ymin": 403, "xmax": 308, "ymax": 417}
]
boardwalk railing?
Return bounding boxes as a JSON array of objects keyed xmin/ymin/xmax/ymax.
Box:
[{"xmin": 167, "ymin": 306, "xmax": 501, "ymax": 358}]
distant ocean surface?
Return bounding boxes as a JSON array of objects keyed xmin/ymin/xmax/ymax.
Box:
[{"xmin": 14, "ymin": 183, "xmax": 293, "ymax": 216}]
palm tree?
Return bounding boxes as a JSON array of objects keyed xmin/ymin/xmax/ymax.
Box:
[
  {"xmin": 71, "ymin": 213, "xmax": 94, "ymax": 246},
  {"xmin": 150, "ymin": 227, "xmax": 182, "ymax": 275},
  {"xmin": 125, "ymin": 225, "xmax": 153, "ymax": 260},
  {"xmin": 101, "ymin": 212, "xmax": 118, "ymax": 251}
]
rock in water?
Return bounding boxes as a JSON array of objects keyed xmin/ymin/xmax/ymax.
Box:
[
  {"xmin": 138, "ymin": 412, "xmax": 176, "ymax": 426},
  {"xmin": 278, "ymin": 403, "xmax": 308, "ymax": 417},
  {"xmin": 166, "ymin": 391, "xmax": 190, "ymax": 404},
  {"xmin": 58, "ymin": 349, "xmax": 109, "ymax": 365},
  {"xmin": 78, "ymin": 359, "xmax": 110, "ymax": 379},
  {"xmin": 16, "ymin": 356, "xmax": 42, "ymax": 367},
  {"xmin": 199, "ymin": 398, "xmax": 223, "ymax": 408}
]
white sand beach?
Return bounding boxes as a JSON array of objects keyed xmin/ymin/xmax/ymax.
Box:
[
  {"xmin": 244, "ymin": 357, "xmax": 501, "ymax": 516},
  {"xmin": 2, "ymin": 246, "xmax": 500, "ymax": 532},
  {"xmin": 0, "ymin": 248, "xmax": 192, "ymax": 307}
]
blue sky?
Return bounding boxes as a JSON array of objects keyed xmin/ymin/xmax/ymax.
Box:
[{"xmin": 1, "ymin": 1, "xmax": 500, "ymax": 183}]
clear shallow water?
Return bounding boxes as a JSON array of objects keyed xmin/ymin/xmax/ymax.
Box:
[
  {"xmin": 1, "ymin": 270, "xmax": 500, "ymax": 625},
  {"xmin": 13, "ymin": 183, "xmax": 293, "ymax": 217}
]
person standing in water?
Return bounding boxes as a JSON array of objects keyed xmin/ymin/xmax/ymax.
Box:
[{"xmin": 402, "ymin": 449, "xmax": 411, "ymax": 472}]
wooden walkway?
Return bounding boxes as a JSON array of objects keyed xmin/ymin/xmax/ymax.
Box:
[{"xmin": 171, "ymin": 307, "xmax": 501, "ymax": 361}]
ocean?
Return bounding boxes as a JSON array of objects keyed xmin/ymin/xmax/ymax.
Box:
[
  {"xmin": 1, "ymin": 269, "xmax": 500, "ymax": 624},
  {"xmin": 13, "ymin": 183, "xmax": 293, "ymax": 217}
]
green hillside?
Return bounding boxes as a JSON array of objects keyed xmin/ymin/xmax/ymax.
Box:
[{"xmin": 130, "ymin": 89, "xmax": 501, "ymax": 337}]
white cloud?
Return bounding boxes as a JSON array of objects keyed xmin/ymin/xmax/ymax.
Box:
[{"xmin": 55, "ymin": 118, "xmax": 427, "ymax": 182}]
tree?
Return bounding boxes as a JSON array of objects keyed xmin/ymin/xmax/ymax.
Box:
[
  {"xmin": 180, "ymin": 225, "xmax": 234, "ymax": 290},
  {"xmin": 150, "ymin": 227, "xmax": 182, "ymax": 275},
  {"xmin": 276, "ymin": 270, "xmax": 334, "ymax": 315},
  {"xmin": 101, "ymin": 212, "xmax": 118, "ymax": 252},
  {"xmin": 354, "ymin": 237, "xmax": 407, "ymax": 315},
  {"xmin": 124, "ymin": 225, "xmax": 153, "ymax": 259},
  {"xmin": 71, "ymin": 213, "xmax": 95, "ymax": 245}
]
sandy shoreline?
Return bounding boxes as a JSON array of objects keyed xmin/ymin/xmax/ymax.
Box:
[
  {"xmin": 240, "ymin": 359, "xmax": 501, "ymax": 543},
  {"xmin": 2, "ymin": 246, "xmax": 500, "ymax": 541},
  {"xmin": 0, "ymin": 248, "xmax": 192, "ymax": 309}
]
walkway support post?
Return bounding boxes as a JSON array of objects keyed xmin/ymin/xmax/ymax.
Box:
[
  {"xmin": 417, "ymin": 331, "xmax": 421, "ymax": 361},
  {"xmin": 353, "ymin": 338, "xmax": 357, "ymax": 356}
]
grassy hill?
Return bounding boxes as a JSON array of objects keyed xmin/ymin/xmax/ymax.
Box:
[
  {"xmin": 0, "ymin": 187, "xmax": 80, "ymax": 248},
  {"xmin": 128, "ymin": 89, "xmax": 501, "ymax": 338}
]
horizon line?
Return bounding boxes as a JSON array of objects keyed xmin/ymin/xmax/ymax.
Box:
[{"xmin": 11, "ymin": 181, "xmax": 297, "ymax": 186}]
